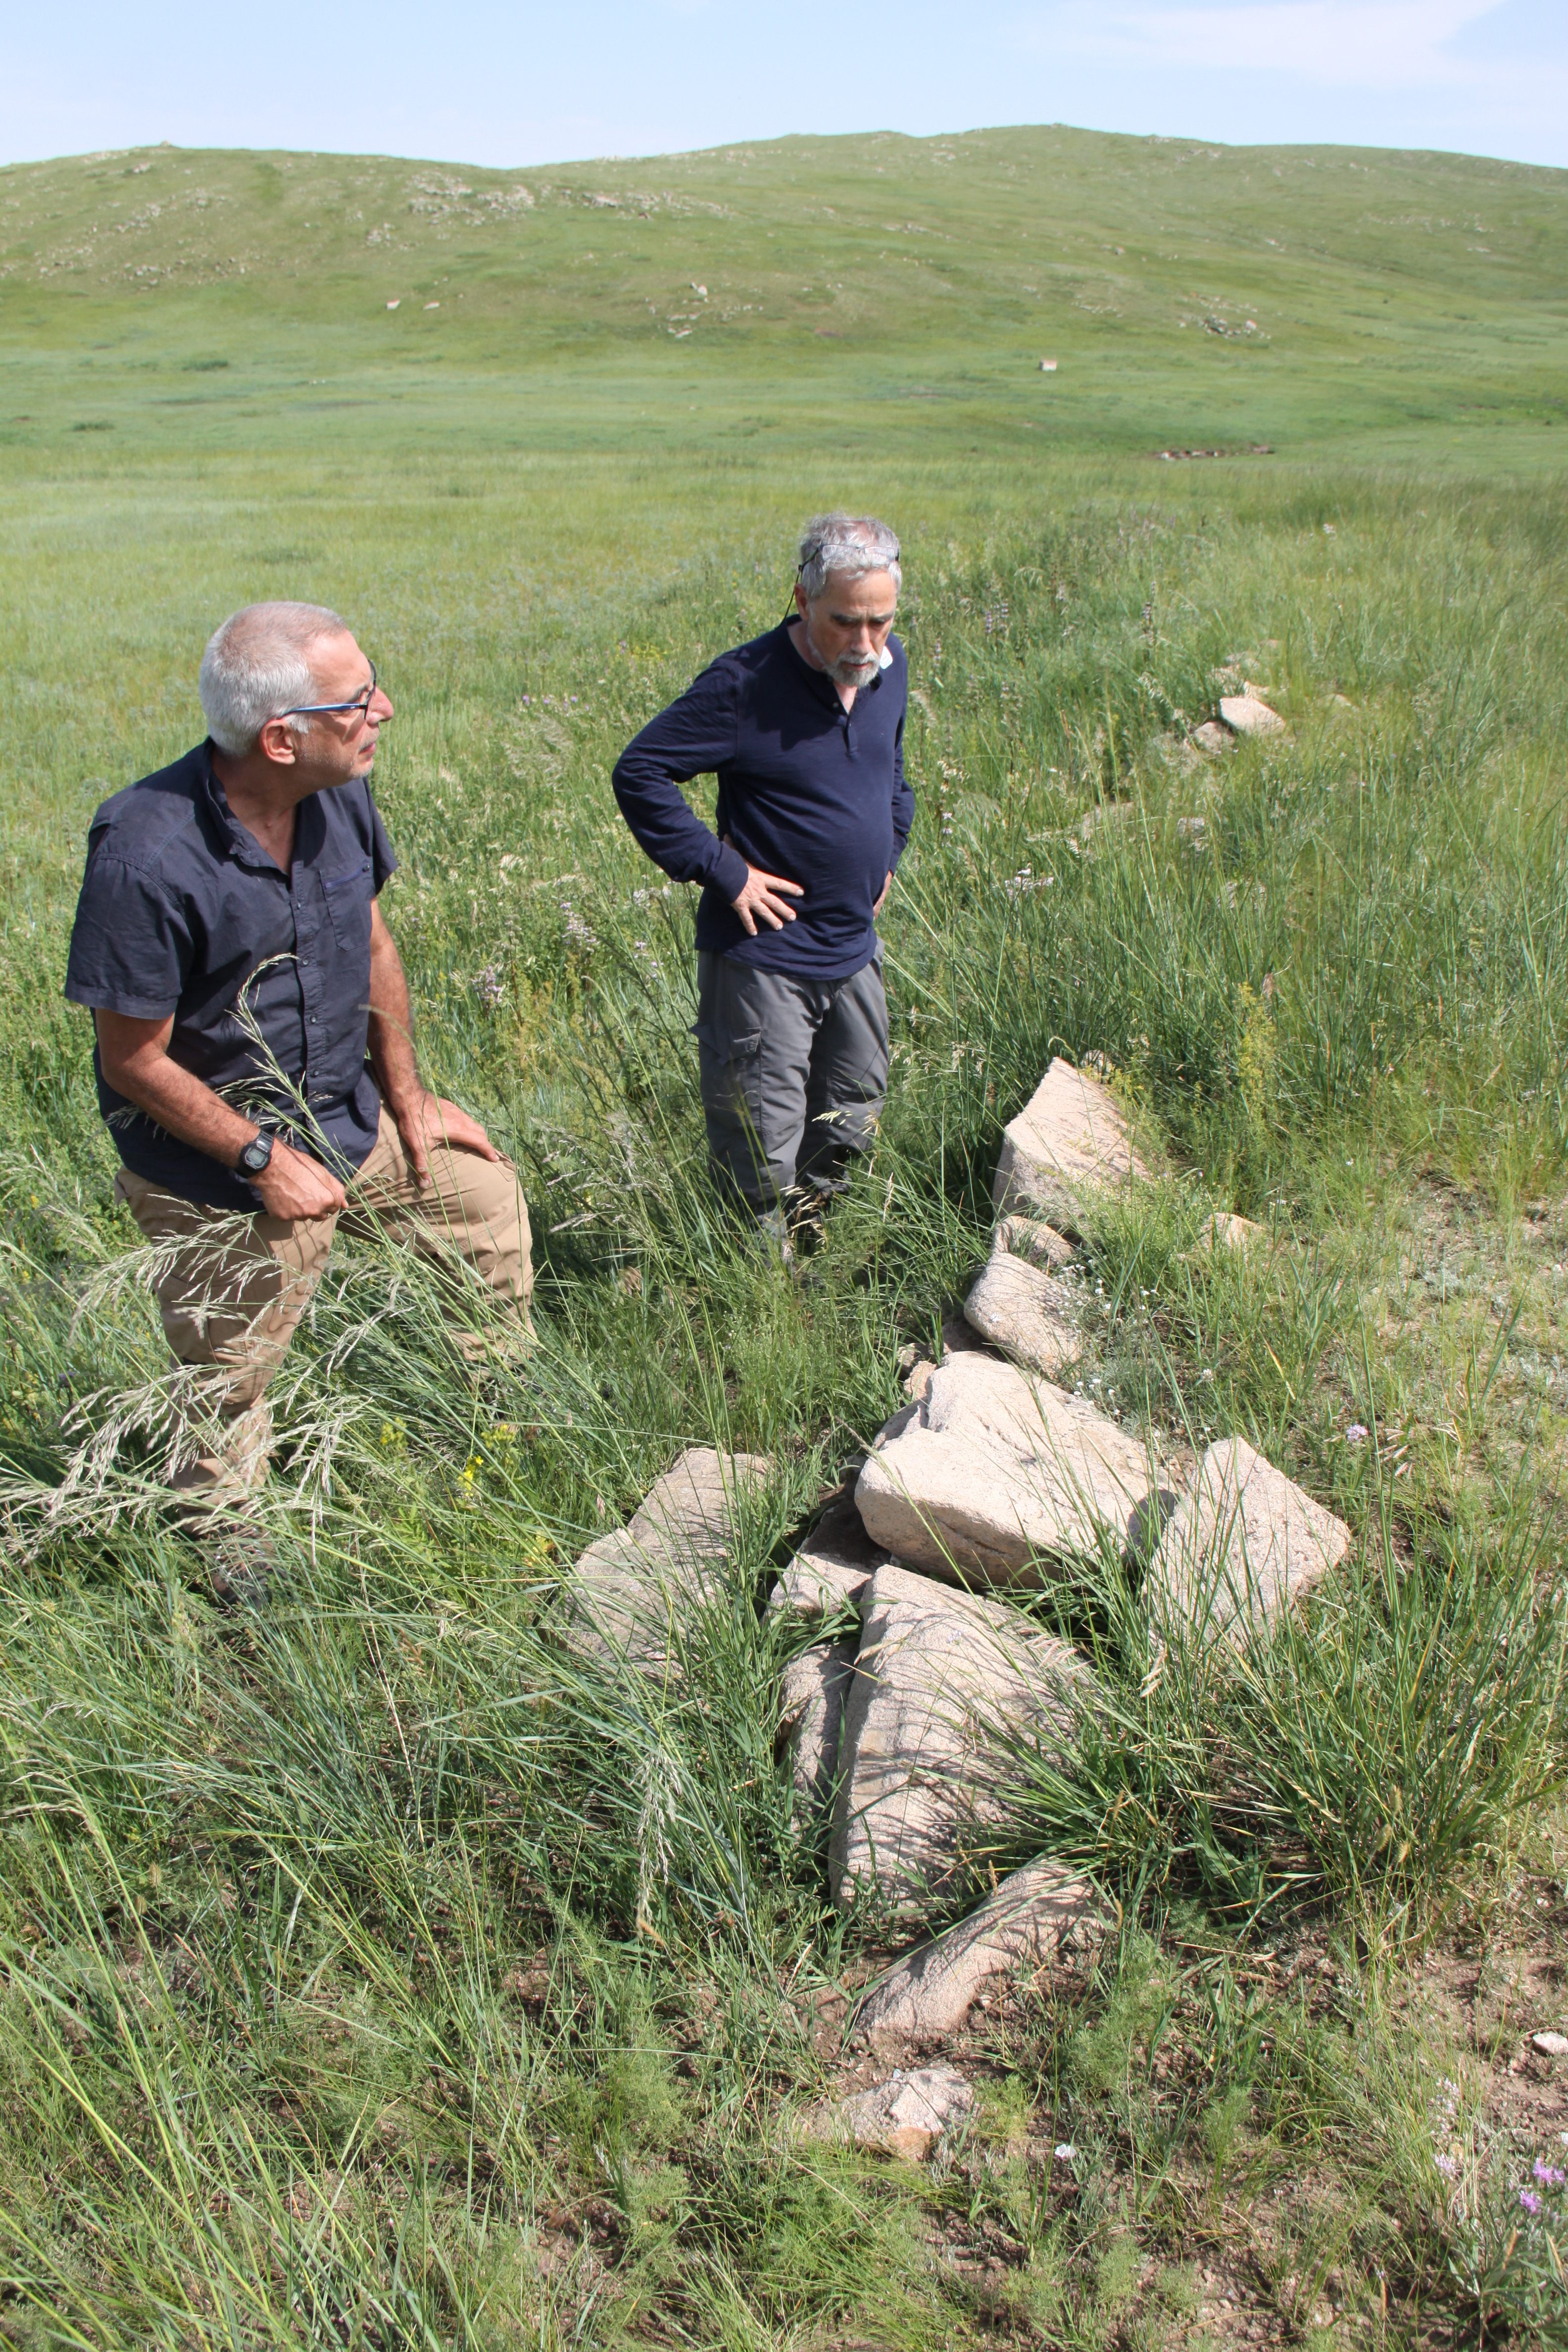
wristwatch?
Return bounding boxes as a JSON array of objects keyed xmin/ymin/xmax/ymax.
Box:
[{"xmin": 237, "ymin": 1130, "xmax": 275, "ymax": 1178}]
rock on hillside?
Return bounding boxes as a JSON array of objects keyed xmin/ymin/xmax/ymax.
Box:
[
  {"xmin": 854, "ymin": 1858, "xmax": 1105, "ymax": 2038},
  {"xmin": 855, "ymin": 1352, "xmax": 1163, "ymax": 1584},
  {"xmin": 1146, "ymin": 1436, "xmax": 1350, "ymax": 1635},
  {"xmin": 564, "ymin": 1446, "xmax": 770, "ymax": 1673},
  {"xmin": 963, "ymin": 1237, "xmax": 1082, "ymax": 1379},
  {"xmin": 992, "ymin": 1056, "xmax": 1152, "ymax": 1227},
  {"xmin": 829, "ymin": 1563, "xmax": 1092, "ymax": 1920}
]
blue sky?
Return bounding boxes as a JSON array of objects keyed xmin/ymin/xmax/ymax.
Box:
[{"xmin": 4, "ymin": 0, "xmax": 1566, "ymax": 171}]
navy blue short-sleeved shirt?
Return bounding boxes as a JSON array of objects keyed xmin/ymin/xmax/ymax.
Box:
[
  {"xmin": 64, "ymin": 741, "xmax": 396, "ymax": 1210},
  {"xmin": 611, "ymin": 620, "xmax": 913, "ymax": 979}
]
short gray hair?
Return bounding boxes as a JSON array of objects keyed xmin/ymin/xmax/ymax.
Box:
[
  {"xmin": 796, "ymin": 512, "xmax": 902, "ymax": 602},
  {"xmin": 198, "ymin": 600, "xmax": 349, "ymax": 755}
]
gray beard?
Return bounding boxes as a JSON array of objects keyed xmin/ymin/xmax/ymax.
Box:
[{"xmin": 829, "ymin": 650, "xmax": 879, "ymax": 687}]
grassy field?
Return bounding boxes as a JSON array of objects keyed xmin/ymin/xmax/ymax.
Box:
[{"xmin": 0, "ymin": 122, "xmax": 1567, "ymax": 2347}]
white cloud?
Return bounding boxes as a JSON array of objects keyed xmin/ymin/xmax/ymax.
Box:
[{"xmin": 1019, "ymin": 1, "xmax": 1521, "ymax": 90}]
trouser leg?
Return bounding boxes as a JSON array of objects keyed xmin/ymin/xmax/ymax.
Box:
[
  {"xmin": 796, "ymin": 954, "xmax": 890, "ymax": 1198},
  {"xmin": 343, "ymin": 1108, "xmax": 534, "ymax": 1353},
  {"xmin": 694, "ymin": 951, "xmax": 822, "ymax": 1215},
  {"xmin": 113, "ymin": 1168, "xmax": 339, "ymax": 1510}
]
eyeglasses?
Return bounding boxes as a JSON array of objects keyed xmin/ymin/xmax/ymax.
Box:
[{"xmin": 279, "ymin": 661, "xmax": 379, "ymax": 720}]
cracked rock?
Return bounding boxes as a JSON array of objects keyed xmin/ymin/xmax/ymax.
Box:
[
  {"xmin": 565, "ymin": 1446, "xmax": 770, "ymax": 1673},
  {"xmin": 855, "ymin": 1352, "xmax": 1161, "ymax": 1584},
  {"xmin": 963, "ymin": 1241, "xmax": 1082, "ymax": 1379},
  {"xmin": 992, "ymin": 1056, "xmax": 1152, "ymax": 1228},
  {"xmin": 829, "ymin": 1564, "xmax": 1092, "ymax": 1919},
  {"xmin": 1146, "ymin": 1436, "xmax": 1351, "ymax": 1636},
  {"xmin": 855, "ymin": 1859, "xmax": 1106, "ymax": 2038}
]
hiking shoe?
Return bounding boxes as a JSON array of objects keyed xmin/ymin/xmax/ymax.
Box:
[{"xmin": 204, "ymin": 1519, "xmax": 277, "ymax": 1608}]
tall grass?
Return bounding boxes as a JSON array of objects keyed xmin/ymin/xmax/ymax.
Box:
[{"xmin": 0, "ymin": 483, "xmax": 1565, "ymax": 2340}]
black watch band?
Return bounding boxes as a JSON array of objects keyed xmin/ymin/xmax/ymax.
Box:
[{"xmin": 238, "ymin": 1130, "xmax": 275, "ymax": 1178}]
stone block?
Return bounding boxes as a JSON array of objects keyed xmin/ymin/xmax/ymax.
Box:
[
  {"xmin": 829, "ymin": 1564, "xmax": 1091, "ymax": 1919},
  {"xmin": 779, "ymin": 1633, "xmax": 859, "ymax": 1827},
  {"xmin": 963, "ymin": 1244, "xmax": 1082, "ymax": 1379},
  {"xmin": 854, "ymin": 1859, "xmax": 1105, "ymax": 2038},
  {"xmin": 768, "ymin": 1485, "xmax": 885, "ymax": 1622},
  {"xmin": 996, "ymin": 1213, "xmax": 1076, "ymax": 1269},
  {"xmin": 1146, "ymin": 1436, "xmax": 1351, "ymax": 1636},
  {"xmin": 1219, "ymin": 691, "xmax": 1286, "ymax": 738},
  {"xmin": 565, "ymin": 1446, "xmax": 771, "ymax": 1673},
  {"xmin": 1200, "ymin": 1211, "xmax": 1264, "ymax": 1255},
  {"xmin": 855, "ymin": 1353, "xmax": 1160, "ymax": 1585},
  {"xmin": 992, "ymin": 1056, "xmax": 1152, "ymax": 1227},
  {"xmin": 809, "ymin": 2063, "xmax": 974, "ymax": 2160}
]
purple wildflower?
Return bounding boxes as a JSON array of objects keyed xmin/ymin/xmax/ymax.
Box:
[
  {"xmin": 1533, "ymin": 2159, "xmax": 1567, "ymax": 2188},
  {"xmin": 1520, "ymin": 2189, "xmax": 1543, "ymax": 2216}
]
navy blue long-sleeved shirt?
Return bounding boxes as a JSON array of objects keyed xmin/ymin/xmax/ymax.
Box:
[{"xmin": 611, "ymin": 619, "xmax": 913, "ymax": 978}]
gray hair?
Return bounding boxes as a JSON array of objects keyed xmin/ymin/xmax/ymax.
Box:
[
  {"xmin": 198, "ymin": 600, "xmax": 350, "ymax": 755},
  {"xmin": 796, "ymin": 512, "xmax": 902, "ymax": 602}
]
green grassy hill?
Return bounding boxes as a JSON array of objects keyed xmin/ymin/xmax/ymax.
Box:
[
  {"xmin": 1, "ymin": 127, "xmax": 1568, "ymax": 2350},
  {"xmin": 3, "ymin": 124, "xmax": 1568, "ymax": 480}
]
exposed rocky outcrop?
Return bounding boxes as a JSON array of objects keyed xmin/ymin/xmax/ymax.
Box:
[{"xmin": 806, "ymin": 2062, "xmax": 974, "ymax": 2159}]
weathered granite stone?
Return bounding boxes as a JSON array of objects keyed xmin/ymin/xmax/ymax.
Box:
[
  {"xmin": 963, "ymin": 1244, "xmax": 1082, "ymax": 1379},
  {"xmin": 768, "ymin": 1486, "xmax": 885, "ymax": 1622},
  {"xmin": 1200, "ymin": 1211, "xmax": 1264, "ymax": 1255},
  {"xmin": 829, "ymin": 1564, "xmax": 1092, "ymax": 1919},
  {"xmin": 566, "ymin": 1446, "xmax": 771, "ymax": 1672},
  {"xmin": 855, "ymin": 1353, "xmax": 1160, "ymax": 1584},
  {"xmin": 779, "ymin": 1633, "xmax": 859, "ymax": 1826},
  {"xmin": 996, "ymin": 1213, "xmax": 1076, "ymax": 1270},
  {"xmin": 810, "ymin": 2063, "xmax": 974, "ymax": 2159},
  {"xmin": 992, "ymin": 1056, "xmax": 1152, "ymax": 1227},
  {"xmin": 1146, "ymin": 1436, "xmax": 1351, "ymax": 1636},
  {"xmin": 1191, "ymin": 719, "xmax": 1235, "ymax": 754},
  {"xmin": 854, "ymin": 1859, "xmax": 1105, "ymax": 2038},
  {"xmin": 1219, "ymin": 691, "xmax": 1286, "ymax": 738}
]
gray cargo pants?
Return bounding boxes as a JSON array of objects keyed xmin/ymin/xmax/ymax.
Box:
[{"xmin": 694, "ymin": 948, "xmax": 890, "ymax": 1215}]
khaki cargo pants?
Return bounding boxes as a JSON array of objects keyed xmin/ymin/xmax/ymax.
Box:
[{"xmin": 115, "ymin": 1107, "xmax": 533, "ymax": 1511}]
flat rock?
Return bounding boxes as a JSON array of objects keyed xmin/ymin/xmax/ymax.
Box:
[
  {"xmin": 996, "ymin": 1213, "xmax": 1076, "ymax": 1270},
  {"xmin": 779, "ymin": 1633, "xmax": 859, "ymax": 1828},
  {"xmin": 565, "ymin": 1446, "xmax": 771, "ymax": 1672},
  {"xmin": 1531, "ymin": 2031, "xmax": 1568, "ymax": 2058},
  {"xmin": 992, "ymin": 1056, "xmax": 1153, "ymax": 1227},
  {"xmin": 964, "ymin": 1244, "xmax": 1082, "ymax": 1379},
  {"xmin": 855, "ymin": 1859, "xmax": 1105, "ymax": 2038},
  {"xmin": 811, "ymin": 2063, "xmax": 974, "ymax": 2160},
  {"xmin": 1146, "ymin": 1437, "xmax": 1351, "ymax": 1636},
  {"xmin": 1191, "ymin": 719, "xmax": 1234, "ymax": 754},
  {"xmin": 829, "ymin": 1564, "xmax": 1092, "ymax": 1919},
  {"xmin": 855, "ymin": 1352, "xmax": 1161, "ymax": 1585},
  {"xmin": 768, "ymin": 1486, "xmax": 885, "ymax": 1622},
  {"xmin": 1219, "ymin": 691, "xmax": 1286, "ymax": 738}
]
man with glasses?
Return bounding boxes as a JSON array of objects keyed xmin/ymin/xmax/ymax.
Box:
[
  {"xmin": 613, "ymin": 513, "xmax": 911, "ymax": 1257},
  {"xmin": 65, "ymin": 600, "xmax": 532, "ymax": 1594}
]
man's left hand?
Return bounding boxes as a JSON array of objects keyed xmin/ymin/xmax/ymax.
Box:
[
  {"xmin": 873, "ymin": 871, "xmax": 893, "ymax": 917},
  {"xmin": 393, "ymin": 1090, "xmax": 503, "ymax": 1188}
]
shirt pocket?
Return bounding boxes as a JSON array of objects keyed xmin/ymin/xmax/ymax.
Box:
[{"xmin": 320, "ymin": 855, "xmax": 374, "ymax": 957}]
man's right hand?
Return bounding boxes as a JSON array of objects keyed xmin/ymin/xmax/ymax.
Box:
[
  {"xmin": 251, "ymin": 1138, "xmax": 347, "ymax": 1222},
  {"xmin": 729, "ymin": 859, "xmax": 803, "ymax": 936}
]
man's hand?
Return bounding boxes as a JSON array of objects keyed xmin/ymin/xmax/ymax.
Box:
[
  {"xmin": 873, "ymin": 871, "xmax": 893, "ymax": 917},
  {"xmin": 725, "ymin": 838, "xmax": 803, "ymax": 937},
  {"xmin": 252, "ymin": 1138, "xmax": 348, "ymax": 1222},
  {"xmin": 392, "ymin": 1089, "xmax": 503, "ymax": 1189}
]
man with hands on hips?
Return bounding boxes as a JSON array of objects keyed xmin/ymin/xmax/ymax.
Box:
[
  {"xmin": 65, "ymin": 600, "xmax": 532, "ymax": 1592},
  {"xmin": 612, "ymin": 512, "xmax": 912, "ymax": 1251}
]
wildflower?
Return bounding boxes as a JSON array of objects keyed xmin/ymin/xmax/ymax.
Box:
[
  {"xmin": 474, "ymin": 963, "xmax": 506, "ymax": 1008},
  {"xmin": 1199, "ymin": 1367, "xmax": 1215, "ymax": 1383},
  {"xmin": 1533, "ymin": 2159, "xmax": 1567, "ymax": 2187},
  {"xmin": 1054, "ymin": 2142, "xmax": 1077, "ymax": 2161},
  {"xmin": 1345, "ymin": 1421, "xmax": 1369, "ymax": 1443},
  {"xmin": 1520, "ymin": 2188, "xmax": 1543, "ymax": 2216},
  {"xmin": 1435, "ymin": 2153, "xmax": 1458, "ymax": 2178}
]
